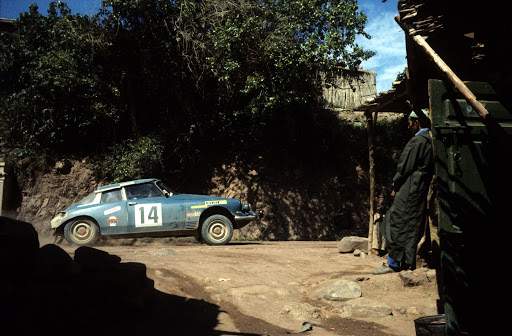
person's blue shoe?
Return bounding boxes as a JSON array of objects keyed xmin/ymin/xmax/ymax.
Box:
[{"xmin": 373, "ymin": 263, "xmax": 399, "ymax": 275}]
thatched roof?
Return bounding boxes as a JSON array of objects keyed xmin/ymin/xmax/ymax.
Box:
[
  {"xmin": 398, "ymin": 0, "xmax": 512, "ymax": 108},
  {"xmin": 355, "ymin": 75, "xmax": 408, "ymax": 114}
]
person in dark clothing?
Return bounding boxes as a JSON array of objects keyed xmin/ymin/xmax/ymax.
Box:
[{"xmin": 374, "ymin": 109, "xmax": 434, "ymax": 274}]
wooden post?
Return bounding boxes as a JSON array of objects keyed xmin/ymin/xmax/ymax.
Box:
[
  {"xmin": 0, "ymin": 160, "xmax": 4, "ymax": 216},
  {"xmin": 365, "ymin": 111, "xmax": 376, "ymax": 254},
  {"xmin": 395, "ymin": 16, "xmax": 490, "ymax": 120}
]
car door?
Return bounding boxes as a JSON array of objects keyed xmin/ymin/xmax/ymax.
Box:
[
  {"xmin": 95, "ymin": 188, "xmax": 129, "ymax": 235},
  {"xmin": 124, "ymin": 182, "xmax": 182, "ymax": 233}
]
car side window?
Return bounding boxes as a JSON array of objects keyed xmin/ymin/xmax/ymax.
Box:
[
  {"xmin": 101, "ymin": 189, "xmax": 122, "ymax": 203},
  {"xmin": 125, "ymin": 183, "xmax": 162, "ymax": 200}
]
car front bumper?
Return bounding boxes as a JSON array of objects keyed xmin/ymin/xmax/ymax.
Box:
[{"xmin": 233, "ymin": 210, "xmax": 263, "ymax": 227}]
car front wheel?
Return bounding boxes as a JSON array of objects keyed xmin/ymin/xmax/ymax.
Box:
[
  {"xmin": 201, "ymin": 215, "xmax": 233, "ymax": 245},
  {"xmin": 64, "ymin": 219, "xmax": 99, "ymax": 246}
]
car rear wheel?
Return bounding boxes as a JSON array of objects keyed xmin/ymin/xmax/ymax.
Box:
[
  {"xmin": 64, "ymin": 219, "xmax": 99, "ymax": 246},
  {"xmin": 201, "ymin": 214, "xmax": 233, "ymax": 245}
]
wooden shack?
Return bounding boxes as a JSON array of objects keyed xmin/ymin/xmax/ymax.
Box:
[{"xmin": 358, "ymin": 1, "xmax": 511, "ymax": 334}]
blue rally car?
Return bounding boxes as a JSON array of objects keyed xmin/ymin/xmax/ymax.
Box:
[{"xmin": 50, "ymin": 178, "xmax": 258, "ymax": 245}]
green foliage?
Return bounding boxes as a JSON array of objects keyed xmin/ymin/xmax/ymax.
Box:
[
  {"xmin": 99, "ymin": 0, "xmax": 374, "ymax": 130},
  {"xmin": 1, "ymin": 0, "xmax": 375, "ymax": 179},
  {"xmin": 99, "ymin": 136, "xmax": 164, "ymax": 182},
  {"xmin": 200, "ymin": 0, "xmax": 374, "ymax": 111},
  {"xmin": 0, "ymin": 2, "xmax": 119, "ymax": 154}
]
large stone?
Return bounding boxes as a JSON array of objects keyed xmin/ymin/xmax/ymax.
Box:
[
  {"xmin": 399, "ymin": 269, "xmax": 430, "ymax": 287},
  {"xmin": 338, "ymin": 236, "xmax": 368, "ymax": 253},
  {"xmin": 313, "ymin": 279, "xmax": 362, "ymax": 301},
  {"xmin": 74, "ymin": 246, "xmax": 122, "ymax": 272},
  {"xmin": 338, "ymin": 298, "xmax": 392, "ymax": 318},
  {"xmin": 0, "ymin": 217, "xmax": 39, "ymax": 279},
  {"xmin": 36, "ymin": 244, "xmax": 76, "ymax": 278}
]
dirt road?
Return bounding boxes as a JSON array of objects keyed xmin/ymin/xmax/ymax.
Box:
[{"xmin": 60, "ymin": 240, "xmax": 439, "ymax": 336}]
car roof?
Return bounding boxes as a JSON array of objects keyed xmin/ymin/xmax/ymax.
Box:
[{"xmin": 96, "ymin": 178, "xmax": 159, "ymax": 193}]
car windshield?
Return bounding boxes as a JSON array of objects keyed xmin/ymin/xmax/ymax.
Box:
[
  {"xmin": 156, "ymin": 181, "xmax": 173, "ymax": 195},
  {"xmin": 77, "ymin": 192, "xmax": 96, "ymax": 205}
]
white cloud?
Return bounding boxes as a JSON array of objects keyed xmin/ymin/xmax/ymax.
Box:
[{"xmin": 356, "ymin": 1, "xmax": 407, "ymax": 93}]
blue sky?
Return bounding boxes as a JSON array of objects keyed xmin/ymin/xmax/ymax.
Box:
[
  {"xmin": 1, "ymin": 0, "xmax": 406, "ymax": 92},
  {"xmin": 357, "ymin": 0, "xmax": 406, "ymax": 92},
  {"xmin": 0, "ymin": 0, "xmax": 101, "ymax": 17}
]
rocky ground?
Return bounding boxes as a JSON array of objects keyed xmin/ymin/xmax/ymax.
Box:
[
  {"xmin": 2, "ymin": 214, "xmax": 438, "ymax": 335},
  {"xmin": 54, "ymin": 239, "xmax": 438, "ymax": 336}
]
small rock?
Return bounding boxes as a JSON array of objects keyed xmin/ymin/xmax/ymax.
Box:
[
  {"xmin": 353, "ymin": 249, "xmax": 362, "ymax": 256},
  {"xmin": 54, "ymin": 160, "xmax": 72, "ymax": 174},
  {"xmin": 406, "ymin": 307, "xmax": 420, "ymax": 315},
  {"xmin": 426, "ymin": 269, "xmax": 436, "ymax": 281},
  {"xmin": 399, "ymin": 269, "xmax": 429, "ymax": 287},
  {"xmin": 150, "ymin": 249, "xmax": 176, "ymax": 257},
  {"xmin": 338, "ymin": 236, "xmax": 368, "ymax": 253},
  {"xmin": 313, "ymin": 279, "xmax": 362, "ymax": 301},
  {"xmin": 355, "ymin": 276, "xmax": 370, "ymax": 282},
  {"xmin": 282, "ymin": 303, "xmax": 321, "ymax": 321},
  {"xmin": 338, "ymin": 298, "xmax": 392, "ymax": 318},
  {"xmin": 359, "ymin": 252, "xmax": 366, "ymax": 259}
]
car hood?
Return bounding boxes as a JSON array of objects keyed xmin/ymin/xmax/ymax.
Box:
[{"xmin": 65, "ymin": 202, "xmax": 94, "ymax": 211}]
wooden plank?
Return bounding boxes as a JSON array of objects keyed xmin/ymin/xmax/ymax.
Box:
[{"xmin": 395, "ymin": 16, "xmax": 490, "ymax": 120}]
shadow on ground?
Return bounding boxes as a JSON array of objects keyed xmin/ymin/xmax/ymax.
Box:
[{"xmin": 0, "ymin": 216, "xmax": 256, "ymax": 335}]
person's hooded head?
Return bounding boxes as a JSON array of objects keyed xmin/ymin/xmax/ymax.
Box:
[{"xmin": 407, "ymin": 108, "xmax": 431, "ymax": 133}]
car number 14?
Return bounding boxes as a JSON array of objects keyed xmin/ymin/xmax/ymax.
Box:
[{"xmin": 135, "ymin": 203, "xmax": 163, "ymax": 227}]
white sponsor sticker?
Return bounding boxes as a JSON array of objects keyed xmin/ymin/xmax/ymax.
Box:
[
  {"xmin": 191, "ymin": 199, "xmax": 228, "ymax": 209},
  {"xmin": 135, "ymin": 203, "xmax": 163, "ymax": 227},
  {"xmin": 104, "ymin": 206, "xmax": 122, "ymax": 215},
  {"xmin": 205, "ymin": 200, "xmax": 228, "ymax": 206}
]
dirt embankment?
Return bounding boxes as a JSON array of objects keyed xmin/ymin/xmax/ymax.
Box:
[
  {"xmin": 14, "ymin": 159, "xmax": 100, "ymax": 234},
  {"xmin": 12, "ymin": 157, "xmax": 370, "ymax": 240}
]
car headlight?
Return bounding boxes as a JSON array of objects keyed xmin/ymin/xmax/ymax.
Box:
[
  {"xmin": 241, "ymin": 203, "xmax": 251, "ymax": 211},
  {"xmin": 52, "ymin": 211, "xmax": 67, "ymax": 222}
]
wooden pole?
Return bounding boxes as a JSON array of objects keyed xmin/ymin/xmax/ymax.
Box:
[
  {"xmin": 395, "ymin": 16, "xmax": 490, "ymax": 120},
  {"xmin": 366, "ymin": 111, "xmax": 376, "ymax": 254}
]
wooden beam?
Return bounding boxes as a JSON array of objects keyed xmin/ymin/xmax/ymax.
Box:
[
  {"xmin": 395, "ymin": 16, "xmax": 490, "ymax": 120},
  {"xmin": 365, "ymin": 111, "xmax": 376, "ymax": 253}
]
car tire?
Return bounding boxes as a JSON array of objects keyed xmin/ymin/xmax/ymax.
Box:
[
  {"xmin": 200, "ymin": 214, "xmax": 233, "ymax": 245},
  {"xmin": 64, "ymin": 218, "xmax": 99, "ymax": 246}
]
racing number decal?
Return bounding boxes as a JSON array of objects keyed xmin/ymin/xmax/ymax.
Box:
[{"xmin": 135, "ymin": 203, "xmax": 162, "ymax": 227}]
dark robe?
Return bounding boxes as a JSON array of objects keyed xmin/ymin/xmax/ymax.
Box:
[{"xmin": 381, "ymin": 129, "xmax": 434, "ymax": 269}]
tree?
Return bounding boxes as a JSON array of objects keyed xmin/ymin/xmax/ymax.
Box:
[
  {"xmin": 0, "ymin": 2, "xmax": 118, "ymax": 155},
  {"xmin": 99, "ymin": 0, "xmax": 374, "ymax": 157}
]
